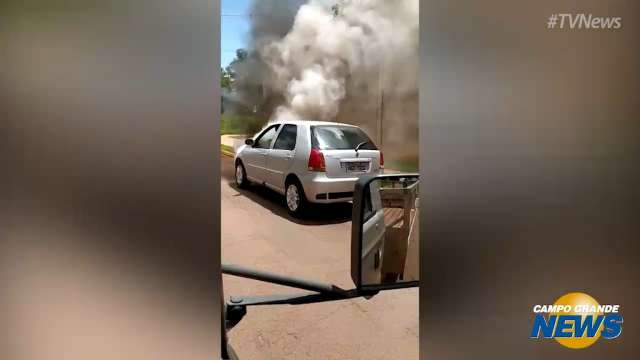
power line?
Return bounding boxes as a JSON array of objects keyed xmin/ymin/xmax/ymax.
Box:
[{"xmin": 222, "ymin": 12, "xmax": 298, "ymax": 18}]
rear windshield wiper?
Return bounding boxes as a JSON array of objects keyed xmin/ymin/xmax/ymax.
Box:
[{"xmin": 355, "ymin": 141, "xmax": 369, "ymax": 152}]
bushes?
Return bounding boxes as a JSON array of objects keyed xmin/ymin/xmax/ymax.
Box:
[{"xmin": 220, "ymin": 114, "xmax": 266, "ymax": 135}]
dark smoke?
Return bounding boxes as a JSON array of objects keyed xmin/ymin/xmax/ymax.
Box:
[{"xmin": 230, "ymin": 0, "xmax": 419, "ymax": 165}]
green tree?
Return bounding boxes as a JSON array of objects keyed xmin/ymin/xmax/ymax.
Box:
[
  {"xmin": 221, "ymin": 67, "xmax": 232, "ymax": 91},
  {"xmin": 221, "ymin": 49, "xmax": 248, "ymax": 93}
]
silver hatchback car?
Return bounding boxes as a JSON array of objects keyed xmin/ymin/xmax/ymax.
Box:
[{"xmin": 234, "ymin": 120, "xmax": 384, "ymax": 216}]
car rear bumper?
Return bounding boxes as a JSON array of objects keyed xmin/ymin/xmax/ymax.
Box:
[{"xmin": 300, "ymin": 171, "xmax": 382, "ymax": 204}]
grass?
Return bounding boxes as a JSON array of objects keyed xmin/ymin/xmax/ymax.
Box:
[{"xmin": 220, "ymin": 113, "xmax": 266, "ymax": 135}]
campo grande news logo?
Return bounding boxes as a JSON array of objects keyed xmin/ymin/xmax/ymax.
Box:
[{"xmin": 530, "ymin": 292, "xmax": 623, "ymax": 349}]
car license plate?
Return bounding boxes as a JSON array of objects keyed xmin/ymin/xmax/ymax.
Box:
[{"xmin": 342, "ymin": 161, "xmax": 369, "ymax": 173}]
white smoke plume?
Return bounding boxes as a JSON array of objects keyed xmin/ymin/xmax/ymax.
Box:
[{"xmin": 257, "ymin": 0, "xmax": 419, "ymax": 122}]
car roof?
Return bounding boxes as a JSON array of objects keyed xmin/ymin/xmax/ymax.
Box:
[{"xmin": 270, "ymin": 119, "xmax": 358, "ymax": 127}]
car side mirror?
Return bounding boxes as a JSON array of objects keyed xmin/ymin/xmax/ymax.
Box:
[
  {"xmin": 351, "ymin": 174, "xmax": 420, "ymax": 291},
  {"xmin": 245, "ymin": 138, "xmax": 254, "ymax": 146}
]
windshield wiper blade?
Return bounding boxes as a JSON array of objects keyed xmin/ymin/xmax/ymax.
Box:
[
  {"xmin": 222, "ymin": 263, "xmax": 348, "ymax": 296},
  {"xmin": 354, "ymin": 141, "xmax": 369, "ymax": 152}
]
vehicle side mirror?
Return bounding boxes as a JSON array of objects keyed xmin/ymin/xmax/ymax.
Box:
[
  {"xmin": 351, "ymin": 174, "xmax": 420, "ymax": 291},
  {"xmin": 245, "ymin": 138, "xmax": 254, "ymax": 146}
]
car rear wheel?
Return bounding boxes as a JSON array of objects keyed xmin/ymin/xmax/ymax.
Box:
[
  {"xmin": 235, "ymin": 162, "xmax": 249, "ymax": 189},
  {"xmin": 285, "ymin": 180, "xmax": 307, "ymax": 217}
]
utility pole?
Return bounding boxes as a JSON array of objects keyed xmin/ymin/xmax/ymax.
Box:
[
  {"xmin": 380, "ymin": 91, "xmax": 384, "ymax": 148},
  {"xmin": 377, "ymin": 55, "xmax": 384, "ymax": 148}
]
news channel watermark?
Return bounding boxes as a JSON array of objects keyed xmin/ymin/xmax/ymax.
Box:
[
  {"xmin": 530, "ymin": 292, "xmax": 623, "ymax": 349},
  {"xmin": 547, "ymin": 14, "xmax": 622, "ymax": 30}
]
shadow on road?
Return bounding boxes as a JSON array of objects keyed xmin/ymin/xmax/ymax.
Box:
[
  {"xmin": 228, "ymin": 180, "xmax": 353, "ymax": 226},
  {"xmin": 221, "ymin": 156, "xmax": 352, "ymax": 225}
]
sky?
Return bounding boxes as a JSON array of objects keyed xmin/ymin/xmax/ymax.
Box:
[{"xmin": 221, "ymin": 0, "xmax": 252, "ymax": 68}]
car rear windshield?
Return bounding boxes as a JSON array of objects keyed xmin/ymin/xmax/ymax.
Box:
[{"xmin": 310, "ymin": 125, "xmax": 377, "ymax": 150}]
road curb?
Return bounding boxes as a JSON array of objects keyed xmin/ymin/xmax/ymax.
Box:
[
  {"xmin": 221, "ymin": 149, "xmax": 234, "ymax": 158},
  {"xmin": 221, "ymin": 143, "xmax": 235, "ymax": 158}
]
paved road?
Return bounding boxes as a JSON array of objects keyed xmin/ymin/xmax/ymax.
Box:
[{"xmin": 221, "ymin": 155, "xmax": 418, "ymax": 360}]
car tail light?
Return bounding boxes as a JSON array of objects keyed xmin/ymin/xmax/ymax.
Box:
[
  {"xmin": 308, "ymin": 148, "xmax": 326, "ymax": 172},
  {"xmin": 379, "ymin": 152, "xmax": 384, "ymax": 169}
]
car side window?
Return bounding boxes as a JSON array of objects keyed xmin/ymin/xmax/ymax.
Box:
[
  {"xmin": 273, "ymin": 124, "xmax": 297, "ymax": 150},
  {"xmin": 254, "ymin": 125, "xmax": 280, "ymax": 149}
]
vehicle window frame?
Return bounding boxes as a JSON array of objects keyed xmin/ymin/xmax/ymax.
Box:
[
  {"xmin": 310, "ymin": 125, "xmax": 378, "ymax": 151},
  {"xmin": 363, "ymin": 185, "xmax": 374, "ymax": 223},
  {"xmin": 253, "ymin": 124, "xmax": 280, "ymax": 149},
  {"xmin": 273, "ymin": 124, "xmax": 298, "ymax": 151}
]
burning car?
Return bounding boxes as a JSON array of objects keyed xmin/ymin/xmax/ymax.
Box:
[{"xmin": 234, "ymin": 120, "xmax": 384, "ymax": 216}]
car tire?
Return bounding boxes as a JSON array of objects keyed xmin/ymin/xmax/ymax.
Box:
[
  {"xmin": 235, "ymin": 161, "xmax": 249, "ymax": 189},
  {"xmin": 285, "ymin": 178, "xmax": 307, "ymax": 217}
]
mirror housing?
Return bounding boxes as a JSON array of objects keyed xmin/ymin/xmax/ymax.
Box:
[
  {"xmin": 244, "ymin": 138, "xmax": 254, "ymax": 146},
  {"xmin": 351, "ymin": 174, "xmax": 420, "ymax": 291}
]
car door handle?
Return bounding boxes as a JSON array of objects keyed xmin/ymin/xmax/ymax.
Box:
[{"xmin": 374, "ymin": 249, "xmax": 381, "ymax": 269}]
